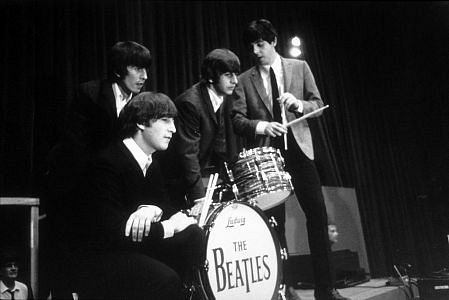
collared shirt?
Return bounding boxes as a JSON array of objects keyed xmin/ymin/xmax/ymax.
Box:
[
  {"xmin": 256, "ymin": 53, "xmax": 303, "ymax": 135},
  {"xmin": 256, "ymin": 54, "xmax": 284, "ymax": 134},
  {"xmin": 207, "ymin": 86, "xmax": 224, "ymax": 113},
  {"xmin": 123, "ymin": 138, "xmax": 152, "ymax": 175},
  {"xmin": 260, "ymin": 53, "xmax": 284, "ymax": 98},
  {"xmin": 0, "ymin": 280, "xmax": 28, "ymax": 300},
  {"xmin": 112, "ymin": 83, "xmax": 133, "ymax": 116},
  {"xmin": 122, "ymin": 138, "xmax": 174, "ymax": 238}
]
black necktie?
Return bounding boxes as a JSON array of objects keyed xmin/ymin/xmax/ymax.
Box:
[
  {"xmin": 7, "ymin": 290, "xmax": 15, "ymax": 300},
  {"xmin": 270, "ymin": 67, "xmax": 282, "ymax": 124},
  {"xmin": 270, "ymin": 67, "xmax": 283, "ymax": 149}
]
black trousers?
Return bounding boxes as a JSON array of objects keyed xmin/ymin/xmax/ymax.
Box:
[
  {"xmin": 265, "ymin": 132, "xmax": 335, "ymax": 289},
  {"xmin": 55, "ymin": 225, "xmax": 205, "ymax": 300}
]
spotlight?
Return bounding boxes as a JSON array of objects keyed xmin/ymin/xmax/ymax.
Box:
[
  {"xmin": 291, "ymin": 36, "xmax": 301, "ymax": 47},
  {"xmin": 289, "ymin": 47, "xmax": 302, "ymax": 58}
]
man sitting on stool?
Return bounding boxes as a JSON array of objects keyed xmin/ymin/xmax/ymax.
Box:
[{"xmin": 75, "ymin": 92, "xmax": 205, "ymax": 300}]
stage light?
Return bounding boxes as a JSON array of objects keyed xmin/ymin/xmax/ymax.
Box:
[
  {"xmin": 289, "ymin": 47, "xmax": 302, "ymax": 58},
  {"xmin": 291, "ymin": 36, "xmax": 301, "ymax": 47},
  {"xmin": 288, "ymin": 36, "xmax": 303, "ymax": 58}
]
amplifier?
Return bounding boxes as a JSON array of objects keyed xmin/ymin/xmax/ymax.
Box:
[{"xmin": 418, "ymin": 278, "xmax": 449, "ymax": 300}]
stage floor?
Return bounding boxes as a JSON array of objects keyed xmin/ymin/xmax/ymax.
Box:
[{"xmin": 291, "ymin": 278, "xmax": 418, "ymax": 300}]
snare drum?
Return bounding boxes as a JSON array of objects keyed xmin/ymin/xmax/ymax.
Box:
[
  {"xmin": 231, "ymin": 147, "xmax": 293, "ymax": 210},
  {"xmin": 197, "ymin": 202, "xmax": 283, "ymax": 300}
]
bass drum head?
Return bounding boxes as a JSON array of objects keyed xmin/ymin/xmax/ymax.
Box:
[{"xmin": 200, "ymin": 202, "xmax": 282, "ymax": 300}]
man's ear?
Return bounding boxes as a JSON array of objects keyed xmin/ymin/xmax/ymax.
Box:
[
  {"xmin": 137, "ymin": 124, "xmax": 145, "ymax": 130},
  {"xmin": 273, "ymin": 37, "xmax": 277, "ymax": 47}
]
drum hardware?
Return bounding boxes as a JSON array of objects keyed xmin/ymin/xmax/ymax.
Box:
[
  {"xmin": 269, "ymin": 216, "xmax": 278, "ymax": 227},
  {"xmin": 223, "ymin": 161, "xmax": 240, "ymax": 201},
  {"xmin": 231, "ymin": 147, "xmax": 293, "ymax": 211},
  {"xmin": 278, "ymin": 284, "xmax": 287, "ymax": 300},
  {"xmin": 280, "ymin": 247, "xmax": 289, "ymax": 261}
]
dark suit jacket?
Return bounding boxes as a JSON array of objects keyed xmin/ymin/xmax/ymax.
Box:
[
  {"xmin": 45, "ymin": 80, "xmax": 123, "ymax": 244},
  {"xmin": 232, "ymin": 58, "xmax": 324, "ymax": 160},
  {"xmin": 66, "ymin": 79, "xmax": 121, "ymax": 153},
  {"xmin": 80, "ymin": 141, "xmax": 178, "ymax": 253},
  {"xmin": 168, "ymin": 82, "xmax": 241, "ymax": 203},
  {"xmin": 47, "ymin": 79, "xmax": 120, "ymax": 195}
]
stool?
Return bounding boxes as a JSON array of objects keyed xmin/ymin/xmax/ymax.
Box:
[{"xmin": 0, "ymin": 197, "xmax": 39, "ymax": 297}]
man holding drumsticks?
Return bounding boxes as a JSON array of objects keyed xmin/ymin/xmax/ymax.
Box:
[{"xmin": 232, "ymin": 19, "xmax": 349, "ymax": 300}]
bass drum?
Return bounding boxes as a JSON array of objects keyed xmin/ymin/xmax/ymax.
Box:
[{"xmin": 196, "ymin": 202, "xmax": 283, "ymax": 300}]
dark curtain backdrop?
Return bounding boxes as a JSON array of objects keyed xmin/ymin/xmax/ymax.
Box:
[{"xmin": 1, "ymin": 0, "xmax": 448, "ymax": 279}]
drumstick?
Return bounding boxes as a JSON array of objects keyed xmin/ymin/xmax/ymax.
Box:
[
  {"xmin": 198, "ymin": 173, "xmax": 219, "ymax": 227},
  {"xmin": 199, "ymin": 173, "xmax": 218, "ymax": 227},
  {"xmin": 197, "ymin": 174, "xmax": 213, "ymax": 227},
  {"xmin": 285, "ymin": 105, "xmax": 329, "ymax": 128}
]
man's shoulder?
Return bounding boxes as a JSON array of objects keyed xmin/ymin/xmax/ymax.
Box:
[
  {"xmin": 14, "ymin": 280, "xmax": 28, "ymax": 291},
  {"xmin": 80, "ymin": 79, "xmax": 102, "ymax": 91},
  {"xmin": 282, "ymin": 57, "xmax": 308, "ymax": 68},
  {"xmin": 98, "ymin": 140, "xmax": 125, "ymax": 158},
  {"xmin": 239, "ymin": 66, "xmax": 258, "ymax": 79},
  {"xmin": 175, "ymin": 82, "xmax": 204, "ymax": 104},
  {"xmin": 79, "ymin": 79, "xmax": 110, "ymax": 99}
]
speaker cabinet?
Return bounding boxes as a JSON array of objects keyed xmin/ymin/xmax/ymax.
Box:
[{"xmin": 418, "ymin": 278, "xmax": 449, "ymax": 300}]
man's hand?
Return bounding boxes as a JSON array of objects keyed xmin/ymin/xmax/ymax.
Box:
[
  {"xmin": 169, "ymin": 211, "xmax": 197, "ymax": 233},
  {"xmin": 279, "ymin": 92, "xmax": 303, "ymax": 113},
  {"xmin": 189, "ymin": 197, "xmax": 204, "ymax": 218},
  {"xmin": 264, "ymin": 122, "xmax": 287, "ymax": 137},
  {"xmin": 125, "ymin": 205, "xmax": 163, "ymax": 242}
]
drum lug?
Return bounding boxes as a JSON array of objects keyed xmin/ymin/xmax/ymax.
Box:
[
  {"xmin": 278, "ymin": 284, "xmax": 287, "ymax": 300},
  {"xmin": 204, "ymin": 259, "xmax": 209, "ymax": 272},
  {"xmin": 269, "ymin": 216, "xmax": 278, "ymax": 227},
  {"xmin": 280, "ymin": 247, "xmax": 289, "ymax": 260},
  {"xmin": 247, "ymin": 199, "xmax": 257, "ymax": 207}
]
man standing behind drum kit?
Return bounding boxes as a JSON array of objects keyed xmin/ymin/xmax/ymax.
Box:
[
  {"xmin": 232, "ymin": 19, "xmax": 350, "ymax": 300},
  {"xmin": 167, "ymin": 49, "xmax": 242, "ymax": 213}
]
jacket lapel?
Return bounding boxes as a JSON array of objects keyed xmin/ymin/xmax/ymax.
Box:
[
  {"xmin": 199, "ymin": 83, "xmax": 218, "ymax": 126},
  {"xmin": 250, "ymin": 66, "xmax": 273, "ymax": 117},
  {"xmin": 282, "ymin": 57, "xmax": 293, "ymax": 93},
  {"xmin": 99, "ymin": 80, "xmax": 118, "ymax": 122}
]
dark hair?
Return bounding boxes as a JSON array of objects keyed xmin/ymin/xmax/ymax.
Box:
[
  {"xmin": 243, "ymin": 19, "xmax": 278, "ymax": 46},
  {"xmin": 107, "ymin": 41, "xmax": 152, "ymax": 81},
  {"xmin": 119, "ymin": 92, "xmax": 177, "ymax": 138},
  {"xmin": 201, "ymin": 48, "xmax": 240, "ymax": 83},
  {"xmin": 0, "ymin": 247, "xmax": 18, "ymax": 267}
]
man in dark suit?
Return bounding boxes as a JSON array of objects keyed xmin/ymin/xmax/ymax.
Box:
[
  {"xmin": 166, "ymin": 49, "xmax": 241, "ymax": 211},
  {"xmin": 44, "ymin": 41, "xmax": 152, "ymax": 299},
  {"xmin": 76, "ymin": 92, "xmax": 205, "ymax": 300},
  {"xmin": 232, "ymin": 19, "xmax": 349, "ymax": 300}
]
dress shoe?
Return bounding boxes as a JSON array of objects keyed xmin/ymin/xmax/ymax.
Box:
[
  {"xmin": 285, "ymin": 286, "xmax": 302, "ymax": 300},
  {"xmin": 315, "ymin": 288, "xmax": 350, "ymax": 300}
]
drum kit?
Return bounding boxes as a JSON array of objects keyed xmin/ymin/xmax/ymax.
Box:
[{"xmin": 193, "ymin": 146, "xmax": 294, "ymax": 300}]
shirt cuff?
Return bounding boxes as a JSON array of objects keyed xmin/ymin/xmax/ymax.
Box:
[
  {"xmin": 161, "ymin": 220, "xmax": 175, "ymax": 239},
  {"xmin": 256, "ymin": 121, "xmax": 269, "ymax": 135},
  {"xmin": 296, "ymin": 100, "xmax": 304, "ymax": 113}
]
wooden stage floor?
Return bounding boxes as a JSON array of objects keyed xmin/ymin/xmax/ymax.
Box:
[{"xmin": 291, "ymin": 278, "xmax": 418, "ymax": 300}]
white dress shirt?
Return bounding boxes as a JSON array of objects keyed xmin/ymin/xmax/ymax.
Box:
[
  {"xmin": 255, "ymin": 54, "xmax": 303, "ymax": 135},
  {"xmin": 0, "ymin": 280, "xmax": 28, "ymax": 300},
  {"xmin": 207, "ymin": 86, "xmax": 224, "ymax": 113},
  {"xmin": 112, "ymin": 83, "xmax": 133, "ymax": 116},
  {"xmin": 256, "ymin": 54, "xmax": 284, "ymax": 134}
]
